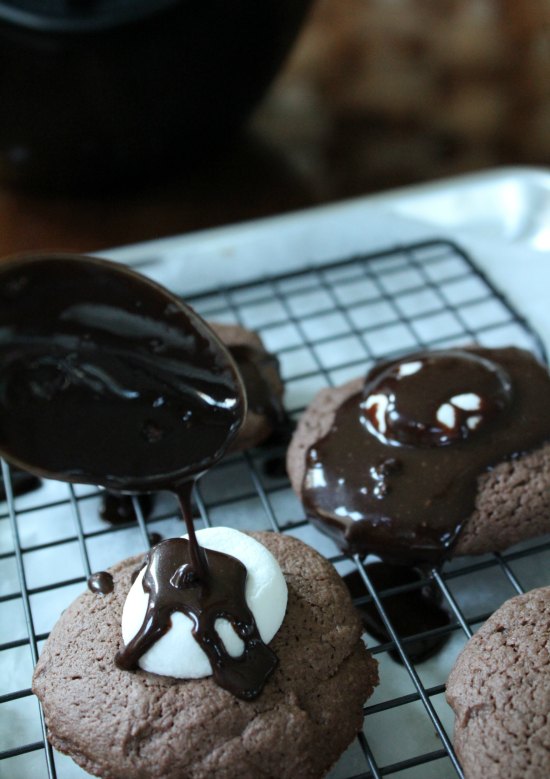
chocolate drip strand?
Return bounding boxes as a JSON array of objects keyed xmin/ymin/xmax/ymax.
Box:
[{"xmin": 175, "ymin": 482, "xmax": 209, "ymax": 583}]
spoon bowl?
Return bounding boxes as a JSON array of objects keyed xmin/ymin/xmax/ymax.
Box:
[{"xmin": 0, "ymin": 253, "xmax": 246, "ymax": 492}]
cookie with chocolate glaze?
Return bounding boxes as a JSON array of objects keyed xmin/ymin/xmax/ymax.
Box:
[
  {"xmin": 287, "ymin": 347, "xmax": 550, "ymax": 564},
  {"xmin": 210, "ymin": 322, "xmax": 286, "ymax": 450},
  {"xmin": 32, "ymin": 532, "xmax": 378, "ymax": 779},
  {"xmin": 446, "ymin": 586, "xmax": 550, "ymax": 779}
]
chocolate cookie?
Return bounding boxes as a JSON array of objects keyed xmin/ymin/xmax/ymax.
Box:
[
  {"xmin": 210, "ymin": 322, "xmax": 286, "ymax": 450},
  {"xmin": 32, "ymin": 532, "xmax": 378, "ymax": 779},
  {"xmin": 446, "ymin": 586, "xmax": 550, "ymax": 778},
  {"xmin": 287, "ymin": 347, "xmax": 550, "ymax": 563}
]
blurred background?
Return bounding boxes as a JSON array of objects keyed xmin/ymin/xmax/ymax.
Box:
[{"xmin": 1, "ymin": 0, "xmax": 549, "ymax": 254}]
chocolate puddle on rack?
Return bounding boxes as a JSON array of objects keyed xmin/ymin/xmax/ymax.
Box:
[
  {"xmin": 100, "ymin": 492, "xmax": 154, "ymax": 525},
  {"xmin": 0, "ymin": 253, "xmax": 278, "ymax": 700},
  {"xmin": 343, "ymin": 565, "xmax": 450, "ymax": 663},
  {"xmin": 0, "ymin": 467, "xmax": 41, "ymax": 501}
]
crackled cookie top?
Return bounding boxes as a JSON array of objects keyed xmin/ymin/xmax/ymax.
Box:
[{"xmin": 447, "ymin": 586, "xmax": 550, "ymax": 779}]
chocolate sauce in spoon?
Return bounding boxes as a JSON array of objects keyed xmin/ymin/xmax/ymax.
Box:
[
  {"xmin": 0, "ymin": 253, "xmax": 277, "ymax": 698},
  {"xmin": 0, "ymin": 254, "xmax": 244, "ymax": 492}
]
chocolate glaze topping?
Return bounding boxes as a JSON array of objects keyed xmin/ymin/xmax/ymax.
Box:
[
  {"xmin": 0, "ymin": 254, "xmax": 278, "ymax": 699},
  {"xmin": 87, "ymin": 571, "xmax": 114, "ymax": 595},
  {"xmin": 303, "ymin": 347, "xmax": 550, "ymax": 564},
  {"xmin": 116, "ymin": 537, "xmax": 278, "ymax": 700}
]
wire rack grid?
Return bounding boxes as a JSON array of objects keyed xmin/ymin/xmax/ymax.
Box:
[{"xmin": 1, "ymin": 238, "xmax": 549, "ymax": 779}]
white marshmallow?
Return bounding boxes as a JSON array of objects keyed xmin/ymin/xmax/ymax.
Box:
[
  {"xmin": 436, "ymin": 402, "xmax": 456, "ymax": 430},
  {"xmin": 397, "ymin": 360, "xmax": 422, "ymax": 378},
  {"xmin": 363, "ymin": 393, "xmax": 389, "ymax": 433},
  {"xmin": 466, "ymin": 414, "xmax": 483, "ymax": 430},
  {"xmin": 450, "ymin": 392, "xmax": 482, "ymax": 411},
  {"xmin": 121, "ymin": 527, "xmax": 288, "ymax": 679}
]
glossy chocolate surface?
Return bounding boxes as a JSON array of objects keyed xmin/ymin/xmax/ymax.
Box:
[
  {"xmin": 0, "ymin": 255, "xmax": 244, "ymax": 491},
  {"xmin": 303, "ymin": 348, "xmax": 550, "ymax": 564},
  {"xmin": 87, "ymin": 571, "xmax": 114, "ymax": 595}
]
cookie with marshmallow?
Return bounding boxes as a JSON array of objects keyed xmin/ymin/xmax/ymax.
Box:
[
  {"xmin": 287, "ymin": 346, "xmax": 550, "ymax": 558},
  {"xmin": 33, "ymin": 530, "xmax": 378, "ymax": 779}
]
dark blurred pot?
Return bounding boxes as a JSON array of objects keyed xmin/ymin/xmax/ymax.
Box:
[{"xmin": 0, "ymin": 0, "xmax": 312, "ymax": 193}]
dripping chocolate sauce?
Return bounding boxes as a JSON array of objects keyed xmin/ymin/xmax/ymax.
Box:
[
  {"xmin": 114, "ymin": 482, "xmax": 278, "ymax": 698},
  {"xmin": 0, "ymin": 254, "xmax": 278, "ymax": 699},
  {"xmin": 116, "ymin": 533, "xmax": 277, "ymax": 700},
  {"xmin": 305, "ymin": 347, "xmax": 550, "ymax": 661}
]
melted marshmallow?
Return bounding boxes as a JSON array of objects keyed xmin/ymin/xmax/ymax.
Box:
[{"xmin": 121, "ymin": 527, "xmax": 288, "ymax": 679}]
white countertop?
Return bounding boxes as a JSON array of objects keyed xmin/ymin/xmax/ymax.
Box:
[{"xmin": 106, "ymin": 166, "xmax": 550, "ymax": 354}]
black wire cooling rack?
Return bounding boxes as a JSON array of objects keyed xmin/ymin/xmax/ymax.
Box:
[{"xmin": 1, "ymin": 239, "xmax": 549, "ymax": 779}]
